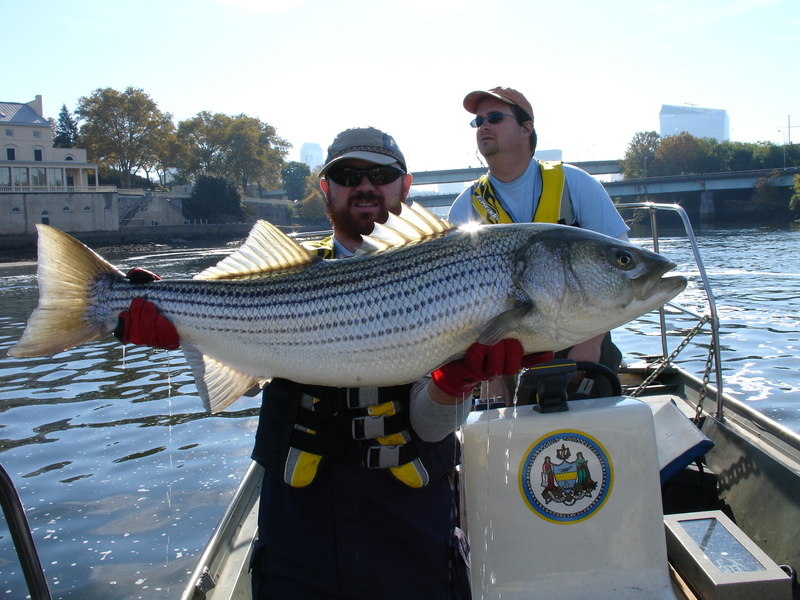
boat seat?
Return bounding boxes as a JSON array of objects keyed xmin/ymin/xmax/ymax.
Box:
[{"xmin": 645, "ymin": 394, "xmax": 715, "ymax": 484}]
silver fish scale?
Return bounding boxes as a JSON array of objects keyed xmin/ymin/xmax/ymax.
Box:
[{"xmin": 96, "ymin": 227, "xmax": 535, "ymax": 386}]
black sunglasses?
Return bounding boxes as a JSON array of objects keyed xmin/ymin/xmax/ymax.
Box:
[
  {"xmin": 470, "ymin": 111, "xmax": 517, "ymax": 128},
  {"xmin": 326, "ymin": 166, "xmax": 406, "ymax": 187}
]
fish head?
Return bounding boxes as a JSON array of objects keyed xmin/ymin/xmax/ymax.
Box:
[{"xmin": 515, "ymin": 226, "xmax": 688, "ymax": 348}]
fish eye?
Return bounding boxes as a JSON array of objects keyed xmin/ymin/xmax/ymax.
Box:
[{"xmin": 616, "ymin": 250, "xmax": 635, "ymax": 269}]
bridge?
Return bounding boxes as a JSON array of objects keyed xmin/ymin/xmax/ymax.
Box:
[
  {"xmin": 604, "ymin": 168, "xmax": 799, "ymax": 197},
  {"xmin": 410, "ymin": 163, "xmax": 800, "ymax": 214},
  {"xmin": 410, "ymin": 160, "xmax": 621, "ymax": 186}
]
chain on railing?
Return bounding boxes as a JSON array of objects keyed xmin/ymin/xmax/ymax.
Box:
[
  {"xmin": 692, "ymin": 333, "xmax": 717, "ymax": 426},
  {"xmin": 627, "ymin": 314, "xmax": 712, "ymax": 401}
]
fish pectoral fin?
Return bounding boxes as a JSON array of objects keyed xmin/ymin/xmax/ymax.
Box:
[
  {"xmin": 475, "ymin": 302, "xmax": 534, "ymax": 346},
  {"xmin": 182, "ymin": 343, "xmax": 261, "ymax": 413},
  {"xmin": 194, "ymin": 219, "xmax": 319, "ymax": 280}
]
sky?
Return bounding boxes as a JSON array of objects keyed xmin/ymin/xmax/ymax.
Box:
[{"xmin": 4, "ymin": 0, "xmax": 798, "ymax": 174}]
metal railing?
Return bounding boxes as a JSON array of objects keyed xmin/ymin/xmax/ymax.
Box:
[
  {"xmin": 616, "ymin": 202, "xmax": 724, "ymax": 416},
  {"xmin": 0, "ymin": 185, "xmax": 116, "ymax": 194},
  {"xmin": 0, "ymin": 463, "xmax": 51, "ymax": 599}
]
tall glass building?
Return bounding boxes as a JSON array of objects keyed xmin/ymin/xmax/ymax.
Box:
[{"xmin": 659, "ymin": 105, "xmax": 729, "ymax": 141}]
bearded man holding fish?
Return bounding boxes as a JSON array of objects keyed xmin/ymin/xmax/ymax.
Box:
[
  {"xmin": 114, "ymin": 128, "xmax": 543, "ymax": 599},
  {"xmin": 246, "ymin": 127, "xmax": 516, "ymax": 599}
]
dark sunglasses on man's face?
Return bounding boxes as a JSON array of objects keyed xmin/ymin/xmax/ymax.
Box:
[
  {"xmin": 470, "ymin": 111, "xmax": 516, "ymax": 128},
  {"xmin": 326, "ymin": 166, "xmax": 406, "ymax": 187}
]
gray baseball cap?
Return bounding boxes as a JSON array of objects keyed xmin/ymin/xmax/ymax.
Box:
[{"xmin": 319, "ymin": 127, "xmax": 407, "ymax": 177}]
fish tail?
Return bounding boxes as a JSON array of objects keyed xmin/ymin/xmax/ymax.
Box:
[{"xmin": 8, "ymin": 224, "xmax": 125, "ymax": 357}]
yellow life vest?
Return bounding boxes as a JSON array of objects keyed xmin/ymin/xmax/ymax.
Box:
[
  {"xmin": 251, "ymin": 380, "xmax": 449, "ymax": 490},
  {"xmin": 470, "ymin": 160, "xmax": 574, "ymax": 225},
  {"xmin": 283, "ymin": 390, "xmax": 431, "ymax": 488},
  {"xmin": 303, "ymin": 236, "xmax": 335, "ymax": 258}
]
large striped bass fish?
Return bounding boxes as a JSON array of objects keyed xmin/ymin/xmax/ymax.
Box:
[{"xmin": 8, "ymin": 203, "xmax": 686, "ymax": 413}]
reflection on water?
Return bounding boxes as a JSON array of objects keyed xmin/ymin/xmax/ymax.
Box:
[
  {"xmin": 0, "ymin": 227, "xmax": 799, "ymax": 598},
  {"xmin": 0, "ymin": 248, "xmax": 259, "ymax": 599},
  {"xmin": 614, "ymin": 226, "xmax": 800, "ymax": 427}
]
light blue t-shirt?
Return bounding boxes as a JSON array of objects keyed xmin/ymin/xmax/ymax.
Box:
[{"xmin": 448, "ymin": 158, "xmax": 629, "ymax": 240}]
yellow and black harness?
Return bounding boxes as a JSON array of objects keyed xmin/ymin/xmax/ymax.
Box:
[
  {"xmin": 303, "ymin": 236, "xmax": 336, "ymax": 259},
  {"xmin": 252, "ymin": 379, "xmax": 459, "ymax": 489},
  {"xmin": 471, "ymin": 160, "xmax": 576, "ymax": 225}
]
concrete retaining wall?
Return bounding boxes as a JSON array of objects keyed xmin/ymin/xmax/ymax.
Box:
[{"xmin": 0, "ymin": 223, "xmax": 255, "ymax": 252}]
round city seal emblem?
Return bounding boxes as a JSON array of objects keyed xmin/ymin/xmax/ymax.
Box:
[{"xmin": 519, "ymin": 430, "xmax": 613, "ymax": 524}]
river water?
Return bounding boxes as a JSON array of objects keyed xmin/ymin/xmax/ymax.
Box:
[{"xmin": 1, "ymin": 224, "xmax": 799, "ymax": 599}]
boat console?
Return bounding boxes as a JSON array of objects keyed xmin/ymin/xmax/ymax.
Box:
[
  {"xmin": 461, "ymin": 388, "xmax": 794, "ymax": 599},
  {"xmin": 462, "ymin": 395, "xmax": 678, "ymax": 599}
]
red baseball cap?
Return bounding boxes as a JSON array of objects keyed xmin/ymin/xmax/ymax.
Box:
[{"xmin": 463, "ymin": 87, "xmax": 534, "ymax": 121}]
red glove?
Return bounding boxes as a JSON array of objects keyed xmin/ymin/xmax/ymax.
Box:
[
  {"xmin": 114, "ymin": 268, "xmax": 179, "ymax": 350},
  {"xmin": 116, "ymin": 297, "xmax": 180, "ymax": 350},
  {"xmin": 431, "ymin": 339, "xmax": 554, "ymax": 397},
  {"xmin": 125, "ymin": 267, "xmax": 163, "ymax": 284}
]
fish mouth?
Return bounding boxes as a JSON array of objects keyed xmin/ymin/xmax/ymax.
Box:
[{"xmin": 635, "ymin": 260, "xmax": 687, "ymax": 301}]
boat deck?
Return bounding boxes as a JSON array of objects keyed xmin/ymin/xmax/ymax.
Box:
[
  {"xmin": 183, "ymin": 384, "xmax": 737, "ymax": 600},
  {"xmin": 181, "ymin": 351, "xmax": 800, "ymax": 599}
]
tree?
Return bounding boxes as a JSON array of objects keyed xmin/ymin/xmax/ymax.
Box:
[
  {"xmin": 788, "ymin": 174, "xmax": 800, "ymax": 213},
  {"xmin": 174, "ymin": 112, "xmax": 290, "ymax": 193},
  {"xmin": 620, "ymin": 131, "xmax": 660, "ymax": 179},
  {"xmin": 300, "ymin": 169, "xmax": 327, "ymax": 219},
  {"xmin": 183, "ymin": 175, "xmax": 244, "ymax": 223},
  {"xmin": 282, "ymin": 161, "xmax": 311, "ymax": 200},
  {"xmin": 651, "ymin": 132, "xmax": 716, "ymax": 176},
  {"xmin": 76, "ymin": 87, "xmax": 174, "ymax": 188},
  {"xmin": 175, "ymin": 111, "xmax": 233, "ymax": 180},
  {"xmin": 53, "ymin": 104, "xmax": 79, "ymax": 148},
  {"xmin": 152, "ymin": 131, "xmax": 183, "ymax": 187},
  {"xmin": 225, "ymin": 114, "xmax": 289, "ymax": 192},
  {"xmin": 301, "ymin": 189, "xmax": 327, "ymax": 220},
  {"xmin": 752, "ymin": 171, "xmax": 791, "ymax": 218},
  {"xmin": 712, "ymin": 141, "xmax": 758, "ymax": 172},
  {"xmin": 138, "ymin": 126, "xmax": 179, "ymax": 186},
  {"xmin": 753, "ymin": 142, "xmax": 789, "ymax": 170}
]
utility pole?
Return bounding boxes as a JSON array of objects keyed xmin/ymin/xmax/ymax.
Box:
[
  {"xmin": 787, "ymin": 115, "xmax": 798, "ymax": 145},
  {"xmin": 777, "ymin": 116, "xmax": 798, "ymax": 167}
]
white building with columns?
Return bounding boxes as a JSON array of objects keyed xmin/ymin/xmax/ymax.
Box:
[{"xmin": 1, "ymin": 95, "xmax": 185, "ymax": 234}]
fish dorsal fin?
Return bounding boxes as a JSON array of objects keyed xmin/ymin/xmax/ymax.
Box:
[
  {"xmin": 356, "ymin": 202, "xmax": 455, "ymax": 256},
  {"xmin": 194, "ymin": 219, "xmax": 318, "ymax": 280},
  {"xmin": 355, "ymin": 234, "xmax": 394, "ymax": 255},
  {"xmin": 367, "ymin": 220, "xmax": 417, "ymax": 246},
  {"xmin": 181, "ymin": 342, "xmax": 261, "ymax": 413},
  {"xmin": 404, "ymin": 201, "xmax": 454, "ymax": 235},
  {"xmin": 381, "ymin": 211, "xmax": 427, "ymax": 240}
]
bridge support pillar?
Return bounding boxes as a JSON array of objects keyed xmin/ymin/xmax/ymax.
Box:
[{"xmin": 700, "ymin": 191, "xmax": 715, "ymax": 222}]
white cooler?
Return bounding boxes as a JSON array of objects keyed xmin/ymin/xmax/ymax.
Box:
[{"xmin": 461, "ymin": 396, "xmax": 678, "ymax": 599}]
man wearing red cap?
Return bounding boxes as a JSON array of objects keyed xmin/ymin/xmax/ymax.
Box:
[{"xmin": 448, "ymin": 87, "xmax": 629, "ymax": 392}]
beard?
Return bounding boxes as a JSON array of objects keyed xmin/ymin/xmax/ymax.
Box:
[{"xmin": 326, "ymin": 190, "xmax": 398, "ymax": 241}]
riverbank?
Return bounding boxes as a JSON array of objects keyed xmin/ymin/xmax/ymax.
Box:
[
  {"xmin": 0, "ymin": 238, "xmax": 246, "ymax": 264},
  {"xmin": 0, "ymin": 219, "xmax": 335, "ymax": 263},
  {"xmin": 0, "ymin": 222, "xmax": 268, "ymax": 263}
]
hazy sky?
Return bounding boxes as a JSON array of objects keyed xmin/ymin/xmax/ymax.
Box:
[{"xmin": 5, "ymin": 0, "xmax": 798, "ymax": 172}]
